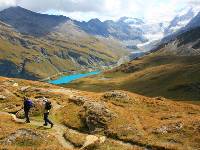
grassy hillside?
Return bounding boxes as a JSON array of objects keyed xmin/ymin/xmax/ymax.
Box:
[
  {"xmin": 0, "ymin": 21, "xmax": 129, "ymax": 80},
  {"xmin": 0, "ymin": 76, "xmax": 200, "ymax": 149},
  {"xmin": 63, "ymin": 26, "xmax": 200, "ymax": 103},
  {"xmin": 64, "ymin": 54, "xmax": 200, "ymax": 102}
]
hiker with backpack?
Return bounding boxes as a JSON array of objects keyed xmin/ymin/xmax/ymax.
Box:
[
  {"xmin": 43, "ymin": 98, "xmax": 54, "ymax": 128},
  {"xmin": 23, "ymin": 97, "xmax": 34, "ymax": 123}
]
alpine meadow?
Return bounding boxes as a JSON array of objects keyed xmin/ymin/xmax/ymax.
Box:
[{"xmin": 0, "ymin": 1, "xmax": 200, "ymax": 150}]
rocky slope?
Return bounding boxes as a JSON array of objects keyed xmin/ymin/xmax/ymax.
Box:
[
  {"xmin": 2, "ymin": 6, "xmax": 198, "ymax": 53},
  {"xmin": 0, "ymin": 18, "xmax": 129, "ymax": 80},
  {"xmin": 0, "ymin": 6, "xmax": 69, "ymax": 37},
  {"xmin": 0, "ymin": 7, "xmax": 145, "ymax": 43},
  {"xmin": 164, "ymin": 6, "xmax": 200, "ymax": 36},
  {"xmin": 0, "ymin": 76, "xmax": 200, "ymax": 150},
  {"xmin": 64, "ymin": 23, "xmax": 200, "ymax": 102},
  {"xmin": 161, "ymin": 7, "xmax": 200, "ymax": 45},
  {"xmin": 0, "ymin": 6, "xmax": 199, "ymax": 62},
  {"xmin": 153, "ymin": 26, "xmax": 200, "ymax": 56}
]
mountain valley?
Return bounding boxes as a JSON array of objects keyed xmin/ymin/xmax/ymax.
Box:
[{"xmin": 0, "ymin": 4, "xmax": 200, "ymax": 150}]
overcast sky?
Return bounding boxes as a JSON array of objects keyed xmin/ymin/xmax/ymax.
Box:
[{"xmin": 0, "ymin": 0, "xmax": 200, "ymax": 23}]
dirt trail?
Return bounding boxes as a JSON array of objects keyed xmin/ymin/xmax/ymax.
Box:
[
  {"xmin": 10, "ymin": 113, "xmax": 74, "ymax": 149},
  {"xmin": 0, "ymin": 111, "xmax": 138, "ymax": 149},
  {"xmin": 0, "ymin": 88, "xmax": 145, "ymax": 149},
  {"xmin": 46, "ymin": 88, "xmax": 79, "ymax": 96}
]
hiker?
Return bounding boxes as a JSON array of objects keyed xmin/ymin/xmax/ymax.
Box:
[
  {"xmin": 43, "ymin": 98, "xmax": 54, "ymax": 128},
  {"xmin": 23, "ymin": 97, "xmax": 34, "ymax": 123}
]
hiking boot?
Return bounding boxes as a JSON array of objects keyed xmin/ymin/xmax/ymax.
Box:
[
  {"xmin": 43, "ymin": 124, "xmax": 48, "ymax": 126},
  {"xmin": 25, "ymin": 120, "xmax": 30, "ymax": 123},
  {"xmin": 51, "ymin": 123, "xmax": 54, "ymax": 128}
]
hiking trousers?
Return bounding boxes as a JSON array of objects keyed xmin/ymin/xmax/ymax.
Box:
[
  {"xmin": 44, "ymin": 112, "xmax": 53, "ymax": 125},
  {"xmin": 24, "ymin": 108, "xmax": 30, "ymax": 122}
]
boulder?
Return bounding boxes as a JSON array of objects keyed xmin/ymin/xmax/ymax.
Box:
[
  {"xmin": 20, "ymin": 86, "xmax": 30, "ymax": 92},
  {"xmin": 80, "ymin": 101, "xmax": 115, "ymax": 133},
  {"xmin": 81, "ymin": 135, "xmax": 106, "ymax": 150},
  {"xmin": 0, "ymin": 129, "xmax": 43, "ymax": 145},
  {"xmin": 102, "ymin": 91, "xmax": 130, "ymax": 103},
  {"xmin": 154, "ymin": 96, "xmax": 166, "ymax": 101},
  {"xmin": 68, "ymin": 96, "xmax": 88, "ymax": 106},
  {"xmin": 0, "ymin": 95, "xmax": 6, "ymax": 100},
  {"xmin": 12, "ymin": 83, "xmax": 19, "ymax": 87},
  {"xmin": 154, "ymin": 122, "xmax": 184, "ymax": 134},
  {"xmin": 64, "ymin": 130, "xmax": 86, "ymax": 147}
]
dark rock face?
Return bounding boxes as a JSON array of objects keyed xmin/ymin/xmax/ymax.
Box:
[
  {"xmin": 0, "ymin": 60, "xmax": 19, "ymax": 77},
  {"xmin": 0, "ymin": 59, "xmax": 38, "ymax": 80},
  {"xmin": 176, "ymin": 27, "xmax": 200, "ymax": 47},
  {"xmin": 159, "ymin": 11, "xmax": 200, "ymax": 50},
  {"xmin": 68, "ymin": 51, "xmax": 82, "ymax": 59},
  {"xmin": 153, "ymin": 27, "xmax": 200, "ymax": 56},
  {"xmin": 0, "ymin": 6, "xmax": 69, "ymax": 36},
  {"xmin": 185, "ymin": 12, "xmax": 200, "ymax": 30},
  {"xmin": 76, "ymin": 19, "xmax": 109, "ymax": 37}
]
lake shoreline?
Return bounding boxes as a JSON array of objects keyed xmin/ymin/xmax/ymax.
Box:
[{"xmin": 48, "ymin": 71, "xmax": 101, "ymax": 85}]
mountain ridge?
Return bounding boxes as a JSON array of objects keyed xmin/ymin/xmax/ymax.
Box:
[
  {"xmin": 0, "ymin": 12, "xmax": 129, "ymax": 80},
  {"xmin": 1, "ymin": 6, "xmax": 199, "ymax": 52},
  {"xmin": 0, "ymin": 6, "xmax": 70, "ymax": 36},
  {"xmin": 63, "ymin": 20, "xmax": 200, "ymax": 101}
]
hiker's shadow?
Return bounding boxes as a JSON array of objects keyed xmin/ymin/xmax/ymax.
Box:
[{"xmin": 36, "ymin": 126, "xmax": 52, "ymax": 130}]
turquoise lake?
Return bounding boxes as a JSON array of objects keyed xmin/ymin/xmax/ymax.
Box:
[{"xmin": 48, "ymin": 71, "xmax": 101, "ymax": 85}]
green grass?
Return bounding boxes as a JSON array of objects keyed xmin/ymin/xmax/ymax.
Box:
[
  {"xmin": 1, "ymin": 76, "xmax": 200, "ymax": 149},
  {"xmin": 0, "ymin": 22, "xmax": 129, "ymax": 80},
  {"xmin": 63, "ymin": 55, "xmax": 200, "ymax": 103}
]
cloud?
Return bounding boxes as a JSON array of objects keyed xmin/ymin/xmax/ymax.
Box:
[
  {"xmin": 16, "ymin": 0, "xmax": 143, "ymax": 21},
  {"xmin": 0, "ymin": 0, "xmax": 17, "ymax": 10},
  {"xmin": 18, "ymin": 0, "xmax": 104, "ymax": 12},
  {"xmin": 0, "ymin": 0, "xmax": 199, "ymax": 23},
  {"xmin": 188, "ymin": 0, "xmax": 200, "ymax": 6}
]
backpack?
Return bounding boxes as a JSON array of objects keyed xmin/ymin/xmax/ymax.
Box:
[
  {"xmin": 26, "ymin": 100, "xmax": 33, "ymax": 108},
  {"xmin": 45, "ymin": 101, "xmax": 52, "ymax": 110}
]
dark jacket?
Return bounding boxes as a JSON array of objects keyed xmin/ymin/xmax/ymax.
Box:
[{"xmin": 24, "ymin": 99, "xmax": 33, "ymax": 111}]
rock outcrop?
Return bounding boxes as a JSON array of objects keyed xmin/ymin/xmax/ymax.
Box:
[
  {"xmin": 102, "ymin": 91, "xmax": 131, "ymax": 103},
  {"xmin": 153, "ymin": 122, "xmax": 184, "ymax": 134},
  {"xmin": 68, "ymin": 96, "xmax": 88, "ymax": 106},
  {"xmin": 0, "ymin": 129, "xmax": 43, "ymax": 145},
  {"xmin": 80, "ymin": 101, "xmax": 115, "ymax": 133},
  {"xmin": 0, "ymin": 95, "xmax": 6, "ymax": 100},
  {"xmin": 81, "ymin": 135, "xmax": 106, "ymax": 150}
]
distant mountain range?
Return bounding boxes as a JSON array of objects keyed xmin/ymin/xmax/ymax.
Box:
[
  {"xmin": 65, "ymin": 7, "xmax": 200, "ymax": 101},
  {"xmin": 1, "ymin": 6, "xmax": 199, "ymax": 52},
  {"xmin": 154, "ymin": 22, "xmax": 200, "ymax": 56},
  {"xmin": 0, "ymin": 6, "xmax": 130, "ymax": 80},
  {"xmin": 164, "ymin": 7, "xmax": 200, "ymax": 36},
  {"xmin": 0, "ymin": 6, "xmax": 70, "ymax": 36},
  {"xmin": 0, "ymin": 6, "xmax": 200, "ymax": 80}
]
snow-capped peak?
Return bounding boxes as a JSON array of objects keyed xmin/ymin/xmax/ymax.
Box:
[
  {"xmin": 118, "ymin": 17, "xmax": 144, "ymax": 25},
  {"xmin": 165, "ymin": 6, "xmax": 200, "ymax": 35}
]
